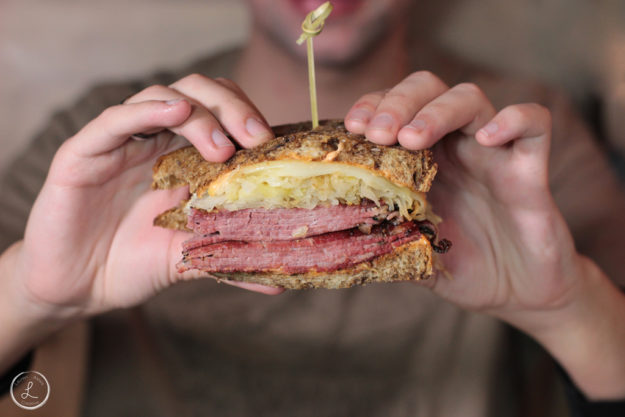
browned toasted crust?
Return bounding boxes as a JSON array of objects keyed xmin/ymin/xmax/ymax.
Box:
[
  {"xmin": 153, "ymin": 201, "xmax": 190, "ymax": 231},
  {"xmin": 209, "ymin": 236, "xmax": 433, "ymax": 290},
  {"xmin": 152, "ymin": 120, "xmax": 437, "ymax": 197}
]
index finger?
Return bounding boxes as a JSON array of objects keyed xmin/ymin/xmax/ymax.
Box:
[
  {"xmin": 345, "ymin": 71, "xmax": 449, "ymax": 145},
  {"xmin": 170, "ymin": 74, "xmax": 274, "ymax": 149},
  {"xmin": 67, "ymin": 99, "xmax": 192, "ymax": 157}
]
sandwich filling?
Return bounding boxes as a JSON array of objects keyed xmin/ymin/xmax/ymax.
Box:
[
  {"xmin": 188, "ymin": 161, "xmax": 428, "ymax": 220},
  {"xmin": 182, "ymin": 221, "xmax": 424, "ymax": 274},
  {"xmin": 177, "ymin": 161, "xmax": 447, "ymax": 275}
]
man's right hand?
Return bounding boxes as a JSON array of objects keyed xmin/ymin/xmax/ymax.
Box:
[{"xmin": 0, "ymin": 75, "xmax": 280, "ymax": 372}]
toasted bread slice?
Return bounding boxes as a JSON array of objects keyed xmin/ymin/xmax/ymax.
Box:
[
  {"xmin": 154, "ymin": 201, "xmax": 189, "ymax": 231},
  {"xmin": 153, "ymin": 120, "xmax": 436, "ymax": 195}
]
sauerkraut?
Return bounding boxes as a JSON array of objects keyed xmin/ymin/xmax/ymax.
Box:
[{"xmin": 188, "ymin": 161, "xmax": 429, "ymax": 220}]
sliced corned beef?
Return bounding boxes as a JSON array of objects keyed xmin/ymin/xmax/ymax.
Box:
[
  {"xmin": 177, "ymin": 221, "xmax": 422, "ymax": 274},
  {"xmin": 186, "ymin": 202, "xmax": 392, "ymax": 242}
]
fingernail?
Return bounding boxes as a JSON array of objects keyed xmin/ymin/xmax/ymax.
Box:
[
  {"xmin": 369, "ymin": 113, "xmax": 394, "ymax": 130},
  {"xmin": 406, "ymin": 119, "xmax": 427, "ymax": 132},
  {"xmin": 479, "ymin": 122, "xmax": 499, "ymax": 137},
  {"xmin": 246, "ymin": 118, "xmax": 272, "ymax": 140},
  {"xmin": 211, "ymin": 130, "xmax": 234, "ymax": 148},
  {"xmin": 165, "ymin": 98, "xmax": 184, "ymax": 105},
  {"xmin": 347, "ymin": 108, "xmax": 373, "ymax": 122}
]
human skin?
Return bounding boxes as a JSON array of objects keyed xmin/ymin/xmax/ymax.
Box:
[
  {"xmin": 246, "ymin": 0, "xmax": 412, "ymax": 66},
  {"xmin": 1, "ymin": 0, "xmax": 625, "ymax": 403},
  {"xmin": 236, "ymin": 0, "xmax": 414, "ymax": 125},
  {"xmin": 345, "ymin": 73, "xmax": 625, "ymax": 400},
  {"xmin": 1, "ymin": 70, "xmax": 624, "ymax": 400}
]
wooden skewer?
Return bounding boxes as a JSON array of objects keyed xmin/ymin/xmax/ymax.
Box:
[{"xmin": 296, "ymin": 1, "xmax": 333, "ymax": 129}]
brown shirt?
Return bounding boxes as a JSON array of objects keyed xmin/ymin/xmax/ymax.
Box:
[{"xmin": 1, "ymin": 48, "xmax": 624, "ymax": 417}]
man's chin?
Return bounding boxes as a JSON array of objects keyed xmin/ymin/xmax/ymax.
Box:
[
  {"xmin": 309, "ymin": 48, "xmax": 370, "ymax": 69},
  {"xmin": 268, "ymin": 28, "xmax": 389, "ymax": 69},
  {"xmin": 280, "ymin": 43, "xmax": 369, "ymax": 69}
]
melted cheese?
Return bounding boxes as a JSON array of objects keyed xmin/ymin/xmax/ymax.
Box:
[{"xmin": 188, "ymin": 161, "xmax": 429, "ymax": 220}]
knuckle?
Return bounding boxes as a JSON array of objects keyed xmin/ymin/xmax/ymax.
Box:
[
  {"xmin": 99, "ymin": 105, "xmax": 119, "ymax": 121},
  {"xmin": 383, "ymin": 90, "xmax": 413, "ymax": 107},
  {"xmin": 214, "ymin": 78, "xmax": 249, "ymax": 100},
  {"xmin": 214, "ymin": 77, "xmax": 238, "ymax": 89},
  {"xmin": 127, "ymin": 84, "xmax": 169, "ymax": 102},
  {"xmin": 503, "ymin": 104, "xmax": 531, "ymax": 125},
  {"xmin": 141, "ymin": 84, "xmax": 169, "ymax": 96},
  {"xmin": 357, "ymin": 92, "xmax": 384, "ymax": 107},
  {"xmin": 411, "ymin": 71, "xmax": 445, "ymax": 89},
  {"xmin": 178, "ymin": 73, "xmax": 211, "ymax": 88},
  {"xmin": 527, "ymin": 103, "xmax": 551, "ymax": 125},
  {"xmin": 222, "ymin": 95, "xmax": 250, "ymax": 111},
  {"xmin": 360, "ymin": 93, "xmax": 379, "ymax": 102},
  {"xmin": 411, "ymin": 70, "xmax": 435, "ymax": 81},
  {"xmin": 532, "ymin": 103, "xmax": 551, "ymax": 118},
  {"xmin": 421, "ymin": 102, "xmax": 447, "ymax": 121},
  {"xmin": 504, "ymin": 103, "xmax": 551, "ymax": 127},
  {"xmin": 55, "ymin": 141, "xmax": 73, "ymax": 162},
  {"xmin": 543, "ymin": 107, "xmax": 553, "ymax": 130},
  {"xmin": 455, "ymin": 82, "xmax": 484, "ymax": 97}
]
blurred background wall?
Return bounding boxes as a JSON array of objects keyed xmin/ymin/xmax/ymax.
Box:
[
  {"xmin": 1, "ymin": 0, "xmax": 624, "ymax": 170},
  {"xmin": 0, "ymin": 0, "xmax": 249, "ymax": 170}
]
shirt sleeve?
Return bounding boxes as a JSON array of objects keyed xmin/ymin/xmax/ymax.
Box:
[
  {"xmin": 0, "ymin": 351, "xmax": 33, "ymax": 398},
  {"xmin": 0, "ymin": 51, "xmax": 235, "ymax": 254},
  {"xmin": 561, "ymin": 365, "xmax": 625, "ymax": 417}
]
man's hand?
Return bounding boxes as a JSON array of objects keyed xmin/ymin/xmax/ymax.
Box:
[
  {"xmin": 4, "ymin": 75, "xmax": 281, "ymax": 330},
  {"xmin": 345, "ymin": 71, "xmax": 625, "ymax": 400},
  {"xmin": 345, "ymin": 71, "xmax": 578, "ymax": 318}
]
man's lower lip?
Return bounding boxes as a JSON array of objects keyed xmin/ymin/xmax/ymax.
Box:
[{"xmin": 288, "ymin": 0, "xmax": 364, "ymax": 19}]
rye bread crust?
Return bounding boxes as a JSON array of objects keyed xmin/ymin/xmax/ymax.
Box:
[
  {"xmin": 209, "ymin": 236, "xmax": 433, "ymax": 289},
  {"xmin": 152, "ymin": 119, "xmax": 437, "ymax": 196},
  {"xmin": 154, "ymin": 203, "xmax": 189, "ymax": 231}
]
